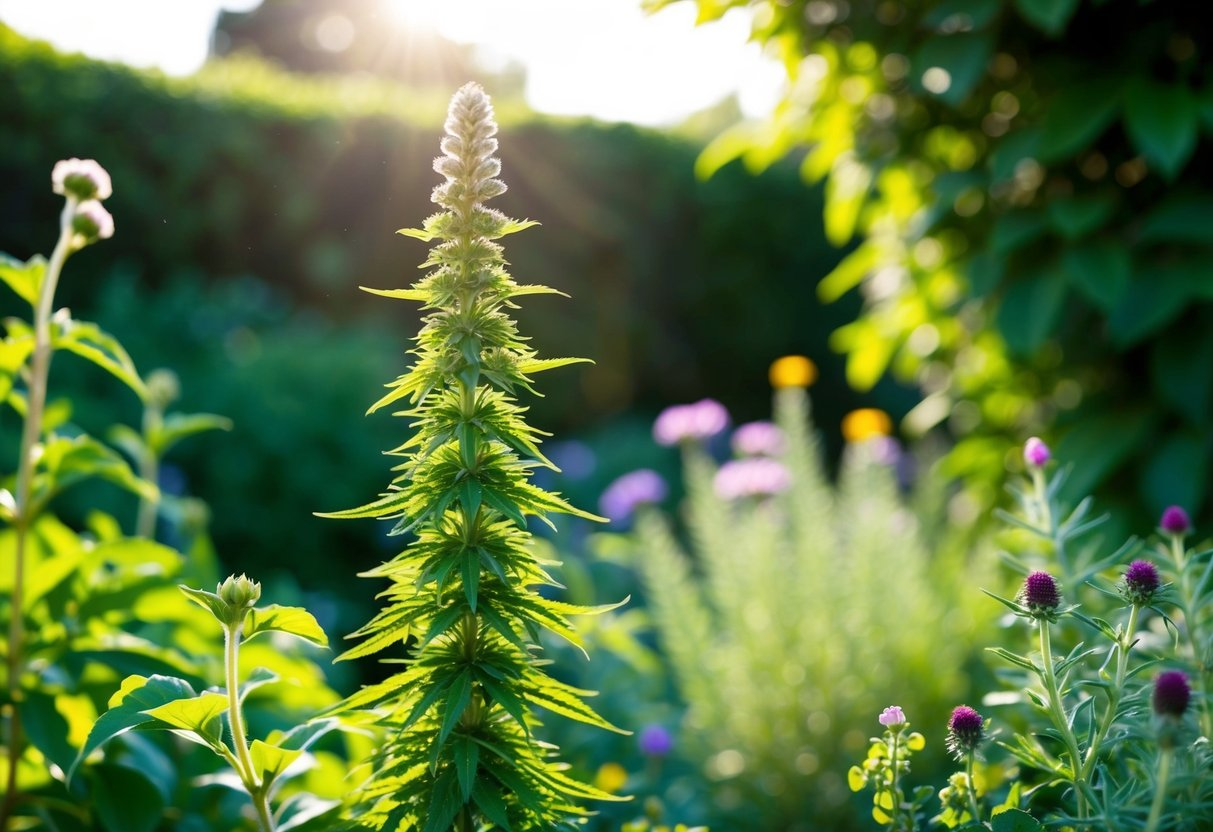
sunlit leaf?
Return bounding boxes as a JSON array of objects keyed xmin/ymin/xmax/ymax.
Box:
[
  {"xmin": 245, "ymin": 604, "xmax": 330, "ymax": 648},
  {"xmin": 90, "ymin": 763, "xmax": 164, "ymax": 832},
  {"xmin": 0, "ymin": 252, "xmax": 45, "ymax": 306}
]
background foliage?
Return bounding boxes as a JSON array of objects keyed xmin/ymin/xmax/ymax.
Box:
[{"xmin": 654, "ymin": 0, "xmax": 1213, "ymax": 532}]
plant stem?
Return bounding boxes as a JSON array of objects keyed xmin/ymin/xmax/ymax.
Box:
[
  {"xmin": 888, "ymin": 729, "xmax": 902, "ymax": 828},
  {"xmin": 2, "ymin": 199, "xmax": 76, "ymax": 832},
  {"xmin": 135, "ymin": 401, "xmax": 162, "ymax": 539},
  {"xmin": 1169, "ymin": 534, "xmax": 1212, "ymax": 739},
  {"xmin": 1080, "ymin": 604, "xmax": 1141, "ymax": 781},
  {"xmin": 224, "ymin": 623, "xmax": 274, "ymax": 832},
  {"xmin": 1143, "ymin": 749, "xmax": 1171, "ymax": 832},
  {"xmin": 1038, "ymin": 619, "xmax": 1086, "ymax": 818},
  {"xmin": 965, "ymin": 752, "xmax": 980, "ymax": 825}
]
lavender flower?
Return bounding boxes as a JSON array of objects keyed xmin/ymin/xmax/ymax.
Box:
[
  {"xmin": 1020, "ymin": 570, "xmax": 1061, "ymax": 616},
  {"xmin": 1122, "ymin": 559, "xmax": 1161, "ymax": 607},
  {"xmin": 52, "ymin": 157, "xmax": 112, "ymax": 201},
  {"xmin": 713, "ymin": 458, "xmax": 791, "ymax": 500},
  {"xmin": 731, "ymin": 421, "xmax": 785, "ymax": 457},
  {"xmin": 878, "ymin": 706, "xmax": 906, "ymax": 727},
  {"xmin": 71, "ymin": 200, "xmax": 114, "ymax": 242},
  {"xmin": 1153, "ymin": 671, "xmax": 1191, "ymax": 718},
  {"xmin": 1023, "ymin": 436, "xmax": 1050, "ymax": 468},
  {"xmin": 599, "ymin": 469, "xmax": 667, "ymax": 523},
  {"xmin": 1160, "ymin": 505, "xmax": 1191, "ymax": 536},
  {"xmin": 653, "ymin": 399, "xmax": 729, "ymax": 446},
  {"xmin": 945, "ymin": 705, "xmax": 984, "ymax": 760},
  {"xmin": 637, "ymin": 724, "xmax": 674, "ymax": 757}
]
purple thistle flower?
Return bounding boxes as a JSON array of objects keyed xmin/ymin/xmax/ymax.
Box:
[
  {"xmin": 1153, "ymin": 670, "xmax": 1191, "ymax": 718},
  {"xmin": 653, "ymin": 399, "xmax": 729, "ymax": 446},
  {"xmin": 1160, "ymin": 505, "xmax": 1191, "ymax": 536},
  {"xmin": 731, "ymin": 421, "xmax": 785, "ymax": 457},
  {"xmin": 713, "ymin": 458, "xmax": 791, "ymax": 500},
  {"xmin": 1023, "ymin": 436, "xmax": 1051, "ymax": 468},
  {"xmin": 1020, "ymin": 571, "xmax": 1061, "ymax": 616},
  {"xmin": 71, "ymin": 200, "xmax": 114, "ymax": 242},
  {"xmin": 52, "ymin": 157, "xmax": 112, "ymax": 201},
  {"xmin": 637, "ymin": 724, "xmax": 674, "ymax": 757},
  {"xmin": 945, "ymin": 705, "xmax": 984, "ymax": 760},
  {"xmin": 878, "ymin": 706, "xmax": 906, "ymax": 727},
  {"xmin": 599, "ymin": 469, "xmax": 667, "ymax": 524},
  {"xmin": 1122, "ymin": 559, "xmax": 1161, "ymax": 607}
]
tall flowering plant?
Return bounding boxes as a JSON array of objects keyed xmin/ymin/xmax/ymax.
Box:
[
  {"xmin": 850, "ymin": 438, "xmax": 1213, "ymax": 830},
  {"xmin": 321, "ymin": 83, "xmax": 625, "ymax": 831}
]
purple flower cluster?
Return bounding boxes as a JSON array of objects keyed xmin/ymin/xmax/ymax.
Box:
[
  {"xmin": 1020, "ymin": 570, "xmax": 1061, "ymax": 615},
  {"xmin": 945, "ymin": 705, "xmax": 984, "ymax": 760},
  {"xmin": 1160, "ymin": 505, "xmax": 1191, "ymax": 536},
  {"xmin": 653, "ymin": 399, "xmax": 729, "ymax": 446},
  {"xmin": 637, "ymin": 724, "xmax": 674, "ymax": 757},
  {"xmin": 599, "ymin": 469, "xmax": 667, "ymax": 524},
  {"xmin": 713, "ymin": 457, "xmax": 791, "ymax": 501},
  {"xmin": 731, "ymin": 421, "xmax": 785, "ymax": 457},
  {"xmin": 1122, "ymin": 559, "xmax": 1161, "ymax": 606},
  {"xmin": 1153, "ymin": 670, "xmax": 1191, "ymax": 718}
]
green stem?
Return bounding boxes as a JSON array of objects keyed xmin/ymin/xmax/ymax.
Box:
[
  {"xmin": 224, "ymin": 623, "xmax": 274, "ymax": 832},
  {"xmin": 888, "ymin": 729, "xmax": 902, "ymax": 828},
  {"xmin": 1080, "ymin": 604, "xmax": 1141, "ymax": 781},
  {"xmin": 1039, "ymin": 619, "xmax": 1086, "ymax": 818},
  {"xmin": 1144, "ymin": 749, "xmax": 1171, "ymax": 832},
  {"xmin": 965, "ymin": 752, "xmax": 980, "ymax": 825},
  {"xmin": 135, "ymin": 402, "xmax": 162, "ymax": 539},
  {"xmin": 1170, "ymin": 534, "xmax": 1212, "ymax": 739},
  {"xmin": 2, "ymin": 199, "xmax": 76, "ymax": 832}
]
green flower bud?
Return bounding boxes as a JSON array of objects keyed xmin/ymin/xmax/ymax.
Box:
[
  {"xmin": 146, "ymin": 368, "xmax": 181, "ymax": 409},
  {"xmin": 217, "ymin": 573, "xmax": 261, "ymax": 623}
]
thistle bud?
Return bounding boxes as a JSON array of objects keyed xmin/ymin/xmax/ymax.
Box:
[
  {"xmin": 1160, "ymin": 505, "xmax": 1191, "ymax": 536},
  {"xmin": 1121, "ymin": 559, "xmax": 1161, "ymax": 607},
  {"xmin": 1020, "ymin": 570, "xmax": 1061, "ymax": 618},
  {"xmin": 1153, "ymin": 670, "xmax": 1191, "ymax": 719},
  {"xmin": 71, "ymin": 200, "xmax": 114, "ymax": 244},
  {"xmin": 945, "ymin": 705, "xmax": 984, "ymax": 760},
  {"xmin": 52, "ymin": 158, "xmax": 113, "ymax": 201},
  {"xmin": 217, "ymin": 573, "xmax": 261, "ymax": 623}
]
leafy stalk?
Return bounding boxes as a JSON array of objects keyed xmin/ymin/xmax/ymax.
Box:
[
  {"xmin": 1037, "ymin": 618, "xmax": 1087, "ymax": 818},
  {"xmin": 323, "ymin": 83, "xmax": 623, "ymax": 831}
]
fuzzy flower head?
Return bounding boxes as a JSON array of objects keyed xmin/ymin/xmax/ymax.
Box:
[
  {"xmin": 1121, "ymin": 559, "xmax": 1161, "ymax": 607},
  {"xmin": 878, "ymin": 706, "xmax": 906, "ymax": 727},
  {"xmin": 731, "ymin": 421, "xmax": 785, "ymax": 457},
  {"xmin": 1160, "ymin": 505, "xmax": 1191, "ymax": 536},
  {"xmin": 1019, "ymin": 570, "xmax": 1062, "ymax": 618},
  {"xmin": 70, "ymin": 200, "xmax": 114, "ymax": 245},
  {"xmin": 1153, "ymin": 670, "xmax": 1191, "ymax": 719},
  {"xmin": 432, "ymin": 82, "xmax": 505, "ymax": 213},
  {"xmin": 52, "ymin": 157, "xmax": 112, "ymax": 201},
  {"xmin": 841, "ymin": 408, "xmax": 892, "ymax": 443},
  {"xmin": 599, "ymin": 469, "xmax": 667, "ymax": 524},
  {"xmin": 945, "ymin": 705, "xmax": 984, "ymax": 760},
  {"xmin": 653, "ymin": 399, "xmax": 729, "ymax": 446},
  {"xmin": 769, "ymin": 355, "xmax": 817, "ymax": 389},
  {"xmin": 1023, "ymin": 436, "xmax": 1050, "ymax": 468},
  {"xmin": 713, "ymin": 457, "xmax": 791, "ymax": 500},
  {"xmin": 637, "ymin": 724, "xmax": 674, "ymax": 757}
]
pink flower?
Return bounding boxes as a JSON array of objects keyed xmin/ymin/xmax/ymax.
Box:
[
  {"xmin": 1023, "ymin": 436, "xmax": 1050, "ymax": 468},
  {"xmin": 878, "ymin": 706, "xmax": 906, "ymax": 727},
  {"xmin": 52, "ymin": 158, "xmax": 112, "ymax": 201},
  {"xmin": 71, "ymin": 200, "xmax": 114, "ymax": 242},
  {"xmin": 731, "ymin": 421, "xmax": 785, "ymax": 457},
  {"xmin": 713, "ymin": 458, "xmax": 790, "ymax": 500},
  {"xmin": 653, "ymin": 399, "xmax": 729, "ymax": 446}
]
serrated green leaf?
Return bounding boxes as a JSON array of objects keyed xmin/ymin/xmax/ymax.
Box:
[
  {"xmin": 141, "ymin": 691, "xmax": 229, "ymax": 746},
  {"xmin": 514, "ymin": 356, "xmax": 593, "ymax": 376},
  {"xmin": 453, "ymin": 736, "xmax": 479, "ymax": 801},
  {"xmin": 472, "ymin": 780, "xmax": 514, "ymax": 830},
  {"xmin": 422, "ymin": 769, "xmax": 463, "ymax": 832},
  {"xmin": 179, "ymin": 585, "xmax": 228, "ymax": 626},
  {"xmin": 439, "ymin": 671, "xmax": 473, "ymax": 746},
  {"xmin": 360, "ymin": 286, "xmax": 431, "ymax": 301},
  {"xmin": 245, "ymin": 605, "xmax": 329, "ymax": 648}
]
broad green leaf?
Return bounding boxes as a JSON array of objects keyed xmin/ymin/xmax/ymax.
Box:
[
  {"xmin": 141, "ymin": 692, "xmax": 229, "ymax": 747},
  {"xmin": 19, "ymin": 691, "xmax": 78, "ymax": 775},
  {"xmin": 1045, "ymin": 194, "xmax": 1114, "ymax": 240},
  {"xmin": 1107, "ymin": 267, "xmax": 1193, "ymax": 347},
  {"xmin": 250, "ymin": 739, "xmax": 304, "ymax": 785},
  {"xmin": 991, "ymin": 807, "xmax": 1045, "ymax": 832},
  {"xmin": 90, "ymin": 763, "xmax": 164, "ymax": 832},
  {"xmin": 1138, "ymin": 194, "xmax": 1213, "ymax": 244},
  {"xmin": 240, "ymin": 667, "xmax": 280, "ymax": 703},
  {"xmin": 69, "ymin": 674, "xmax": 198, "ymax": 781},
  {"xmin": 991, "ymin": 212, "xmax": 1047, "ymax": 256},
  {"xmin": 245, "ymin": 605, "xmax": 329, "ymax": 648},
  {"xmin": 53, "ymin": 318, "xmax": 148, "ymax": 401},
  {"xmin": 1014, "ymin": 0, "xmax": 1080, "ymax": 35},
  {"xmin": 1124, "ymin": 80, "xmax": 1199, "ymax": 179},
  {"xmin": 1062, "ymin": 242, "xmax": 1130, "ymax": 311},
  {"xmin": 179, "ymin": 585, "xmax": 228, "ymax": 626},
  {"xmin": 1037, "ymin": 80, "xmax": 1120, "ymax": 163},
  {"xmin": 273, "ymin": 717, "xmax": 342, "ymax": 752},
  {"xmin": 912, "ymin": 33, "xmax": 994, "ymax": 107},
  {"xmin": 33, "ymin": 433, "xmax": 158, "ymax": 511},
  {"xmin": 275, "ymin": 793, "xmax": 342, "ymax": 832},
  {"xmin": 0, "ymin": 253, "xmax": 46, "ymax": 306},
  {"xmin": 996, "ymin": 270, "xmax": 1068, "ymax": 357}
]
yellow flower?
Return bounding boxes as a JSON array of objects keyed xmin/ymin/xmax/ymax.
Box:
[
  {"xmin": 594, "ymin": 762, "xmax": 628, "ymax": 794},
  {"xmin": 769, "ymin": 355, "xmax": 817, "ymax": 389},
  {"xmin": 842, "ymin": 408, "xmax": 892, "ymax": 443}
]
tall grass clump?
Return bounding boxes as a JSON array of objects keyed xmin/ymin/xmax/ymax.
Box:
[
  {"xmin": 320, "ymin": 83, "xmax": 626, "ymax": 831},
  {"xmin": 616, "ymin": 360, "xmax": 993, "ymax": 830}
]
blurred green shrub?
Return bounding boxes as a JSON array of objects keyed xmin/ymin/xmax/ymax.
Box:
[{"xmin": 653, "ymin": 0, "xmax": 1213, "ymax": 530}]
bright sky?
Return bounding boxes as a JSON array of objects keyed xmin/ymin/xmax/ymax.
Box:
[{"xmin": 0, "ymin": 0, "xmax": 785, "ymax": 127}]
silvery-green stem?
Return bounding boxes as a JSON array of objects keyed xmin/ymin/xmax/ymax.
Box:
[
  {"xmin": 1144, "ymin": 749, "xmax": 1171, "ymax": 832},
  {"xmin": 1080, "ymin": 604, "xmax": 1141, "ymax": 781},
  {"xmin": 965, "ymin": 752, "xmax": 980, "ymax": 825},
  {"xmin": 1039, "ymin": 619, "xmax": 1086, "ymax": 819}
]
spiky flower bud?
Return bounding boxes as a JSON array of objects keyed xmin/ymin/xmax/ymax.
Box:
[
  {"xmin": 1153, "ymin": 670, "xmax": 1191, "ymax": 719},
  {"xmin": 217, "ymin": 573, "xmax": 261, "ymax": 623},
  {"xmin": 945, "ymin": 705, "xmax": 984, "ymax": 760},
  {"xmin": 71, "ymin": 200, "xmax": 114, "ymax": 244},
  {"xmin": 1160, "ymin": 505, "xmax": 1191, "ymax": 536},
  {"xmin": 1023, "ymin": 436, "xmax": 1050, "ymax": 468},
  {"xmin": 52, "ymin": 157, "xmax": 112, "ymax": 201},
  {"xmin": 1121, "ymin": 559, "xmax": 1161, "ymax": 607},
  {"xmin": 1020, "ymin": 570, "xmax": 1061, "ymax": 618}
]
